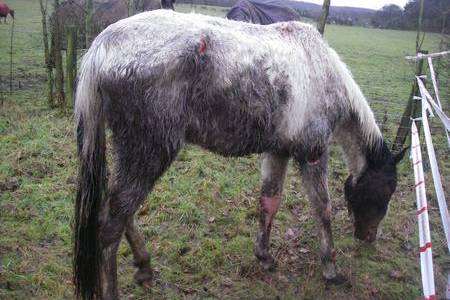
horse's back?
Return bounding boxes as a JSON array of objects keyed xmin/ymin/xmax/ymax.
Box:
[
  {"xmin": 84, "ymin": 10, "xmax": 363, "ymax": 155},
  {"xmin": 93, "ymin": 10, "xmax": 320, "ymax": 76}
]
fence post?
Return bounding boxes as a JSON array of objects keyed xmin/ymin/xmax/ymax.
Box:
[
  {"xmin": 9, "ymin": 16, "xmax": 14, "ymax": 94},
  {"xmin": 392, "ymin": 50, "xmax": 428, "ymax": 153},
  {"xmin": 0, "ymin": 75, "xmax": 3, "ymax": 106},
  {"xmin": 85, "ymin": 0, "xmax": 93, "ymax": 47},
  {"xmin": 65, "ymin": 26, "xmax": 76, "ymax": 107},
  {"xmin": 52, "ymin": 0, "xmax": 65, "ymax": 109},
  {"xmin": 317, "ymin": 0, "xmax": 330, "ymax": 36},
  {"xmin": 39, "ymin": 0, "xmax": 54, "ymax": 108}
]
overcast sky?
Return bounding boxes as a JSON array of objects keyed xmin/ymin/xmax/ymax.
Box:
[{"xmin": 302, "ymin": 0, "xmax": 409, "ymax": 10}]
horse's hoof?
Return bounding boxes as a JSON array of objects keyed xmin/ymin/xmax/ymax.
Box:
[
  {"xmin": 256, "ymin": 255, "xmax": 276, "ymax": 271},
  {"xmin": 254, "ymin": 245, "xmax": 277, "ymax": 271},
  {"xmin": 324, "ymin": 273, "xmax": 350, "ymax": 287},
  {"xmin": 134, "ymin": 268, "xmax": 153, "ymax": 288}
]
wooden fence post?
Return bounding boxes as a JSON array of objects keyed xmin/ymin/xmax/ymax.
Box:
[
  {"xmin": 130, "ymin": 0, "xmax": 143, "ymax": 15},
  {"xmin": 317, "ymin": 0, "xmax": 330, "ymax": 36},
  {"xmin": 416, "ymin": 0, "xmax": 425, "ymax": 52},
  {"xmin": 39, "ymin": 0, "xmax": 54, "ymax": 108},
  {"xmin": 53, "ymin": 0, "xmax": 65, "ymax": 109},
  {"xmin": 130, "ymin": 0, "xmax": 135, "ymax": 15},
  {"xmin": 65, "ymin": 26, "xmax": 77, "ymax": 107},
  {"xmin": 85, "ymin": 0, "xmax": 93, "ymax": 47},
  {"xmin": 124, "ymin": 0, "xmax": 131, "ymax": 17},
  {"xmin": 392, "ymin": 0, "xmax": 426, "ymax": 153},
  {"xmin": 392, "ymin": 50, "xmax": 428, "ymax": 153},
  {"xmin": 9, "ymin": 16, "xmax": 14, "ymax": 93},
  {"xmin": 0, "ymin": 75, "xmax": 3, "ymax": 106}
]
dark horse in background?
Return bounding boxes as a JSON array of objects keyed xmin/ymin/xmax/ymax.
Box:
[
  {"xmin": 0, "ymin": 1, "xmax": 14, "ymax": 23},
  {"xmin": 226, "ymin": 0, "xmax": 300, "ymax": 24},
  {"xmin": 74, "ymin": 10, "xmax": 406, "ymax": 299}
]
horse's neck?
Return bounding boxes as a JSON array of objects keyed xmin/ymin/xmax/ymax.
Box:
[{"xmin": 334, "ymin": 119, "xmax": 374, "ymax": 180}]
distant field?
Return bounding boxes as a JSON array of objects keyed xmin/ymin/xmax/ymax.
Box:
[
  {"xmin": 1, "ymin": 1, "xmax": 449, "ymax": 299},
  {"xmin": 175, "ymin": 3, "xmax": 229, "ymax": 17}
]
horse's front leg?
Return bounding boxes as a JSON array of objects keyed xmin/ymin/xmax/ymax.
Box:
[
  {"xmin": 254, "ymin": 153, "xmax": 289, "ymax": 270},
  {"xmin": 299, "ymin": 152, "xmax": 345, "ymax": 284}
]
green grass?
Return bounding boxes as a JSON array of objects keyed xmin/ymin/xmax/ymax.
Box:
[{"xmin": 1, "ymin": 1, "xmax": 449, "ymax": 299}]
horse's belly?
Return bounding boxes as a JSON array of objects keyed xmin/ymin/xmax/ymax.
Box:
[{"xmin": 185, "ymin": 116, "xmax": 274, "ymax": 157}]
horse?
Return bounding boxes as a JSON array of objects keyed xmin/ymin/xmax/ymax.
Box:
[
  {"xmin": 74, "ymin": 10, "xmax": 406, "ymax": 299},
  {"xmin": 226, "ymin": 0, "xmax": 300, "ymax": 24},
  {"xmin": 0, "ymin": 1, "xmax": 14, "ymax": 23}
]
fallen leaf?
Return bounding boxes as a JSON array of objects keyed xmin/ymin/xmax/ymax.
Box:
[
  {"xmin": 389, "ymin": 270, "xmax": 403, "ymax": 280},
  {"xmin": 285, "ymin": 228, "xmax": 295, "ymax": 239},
  {"xmin": 222, "ymin": 277, "xmax": 233, "ymax": 287}
]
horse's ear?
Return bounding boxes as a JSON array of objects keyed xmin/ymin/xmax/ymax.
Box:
[{"xmin": 393, "ymin": 147, "xmax": 408, "ymax": 165}]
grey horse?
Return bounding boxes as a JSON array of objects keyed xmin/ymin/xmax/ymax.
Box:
[{"xmin": 74, "ymin": 10, "xmax": 406, "ymax": 299}]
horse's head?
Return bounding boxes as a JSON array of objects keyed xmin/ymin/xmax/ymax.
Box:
[
  {"xmin": 344, "ymin": 146, "xmax": 407, "ymax": 242},
  {"xmin": 10, "ymin": 9, "xmax": 14, "ymax": 18}
]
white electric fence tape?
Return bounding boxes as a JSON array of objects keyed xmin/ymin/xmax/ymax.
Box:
[
  {"xmin": 417, "ymin": 76, "xmax": 450, "ymax": 253},
  {"xmin": 427, "ymin": 58, "xmax": 448, "ymax": 129},
  {"xmin": 411, "ymin": 120, "xmax": 436, "ymax": 300},
  {"xmin": 416, "ymin": 77, "xmax": 450, "ymax": 133},
  {"xmin": 415, "ymin": 71, "xmax": 450, "ymax": 299}
]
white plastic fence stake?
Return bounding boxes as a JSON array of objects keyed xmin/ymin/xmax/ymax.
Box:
[
  {"xmin": 411, "ymin": 120, "xmax": 436, "ymax": 300},
  {"xmin": 427, "ymin": 58, "xmax": 441, "ymax": 107},
  {"xmin": 447, "ymin": 272, "xmax": 450, "ymax": 300},
  {"xmin": 427, "ymin": 57, "xmax": 450, "ymax": 147},
  {"xmin": 417, "ymin": 77, "xmax": 450, "ymax": 253},
  {"xmin": 406, "ymin": 50, "xmax": 450, "ymax": 61}
]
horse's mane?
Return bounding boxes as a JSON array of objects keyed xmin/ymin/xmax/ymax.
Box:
[{"xmin": 327, "ymin": 48, "xmax": 382, "ymax": 149}]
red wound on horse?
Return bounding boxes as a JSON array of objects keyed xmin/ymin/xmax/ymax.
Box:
[
  {"xmin": 307, "ymin": 159, "xmax": 320, "ymax": 166},
  {"xmin": 279, "ymin": 24, "xmax": 294, "ymax": 38},
  {"xmin": 260, "ymin": 196, "xmax": 282, "ymax": 215},
  {"xmin": 198, "ymin": 37, "xmax": 207, "ymax": 55}
]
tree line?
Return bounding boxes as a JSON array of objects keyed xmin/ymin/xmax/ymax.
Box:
[{"xmin": 372, "ymin": 0, "xmax": 449, "ymax": 33}]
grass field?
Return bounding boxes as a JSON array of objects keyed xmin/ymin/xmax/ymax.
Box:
[{"xmin": 1, "ymin": 0, "xmax": 449, "ymax": 299}]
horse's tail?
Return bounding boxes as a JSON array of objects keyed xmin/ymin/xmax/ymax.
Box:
[{"xmin": 73, "ymin": 44, "xmax": 107, "ymax": 300}]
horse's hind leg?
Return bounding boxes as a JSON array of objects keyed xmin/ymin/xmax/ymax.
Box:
[
  {"xmin": 297, "ymin": 152, "xmax": 345, "ymax": 284},
  {"xmin": 254, "ymin": 153, "xmax": 289, "ymax": 270},
  {"xmin": 99, "ymin": 141, "xmax": 181, "ymax": 299},
  {"xmin": 125, "ymin": 216, "xmax": 153, "ymax": 286}
]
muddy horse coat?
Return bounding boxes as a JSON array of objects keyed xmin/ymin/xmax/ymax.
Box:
[{"xmin": 74, "ymin": 10, "xmax": 405, "ymax": 299}]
